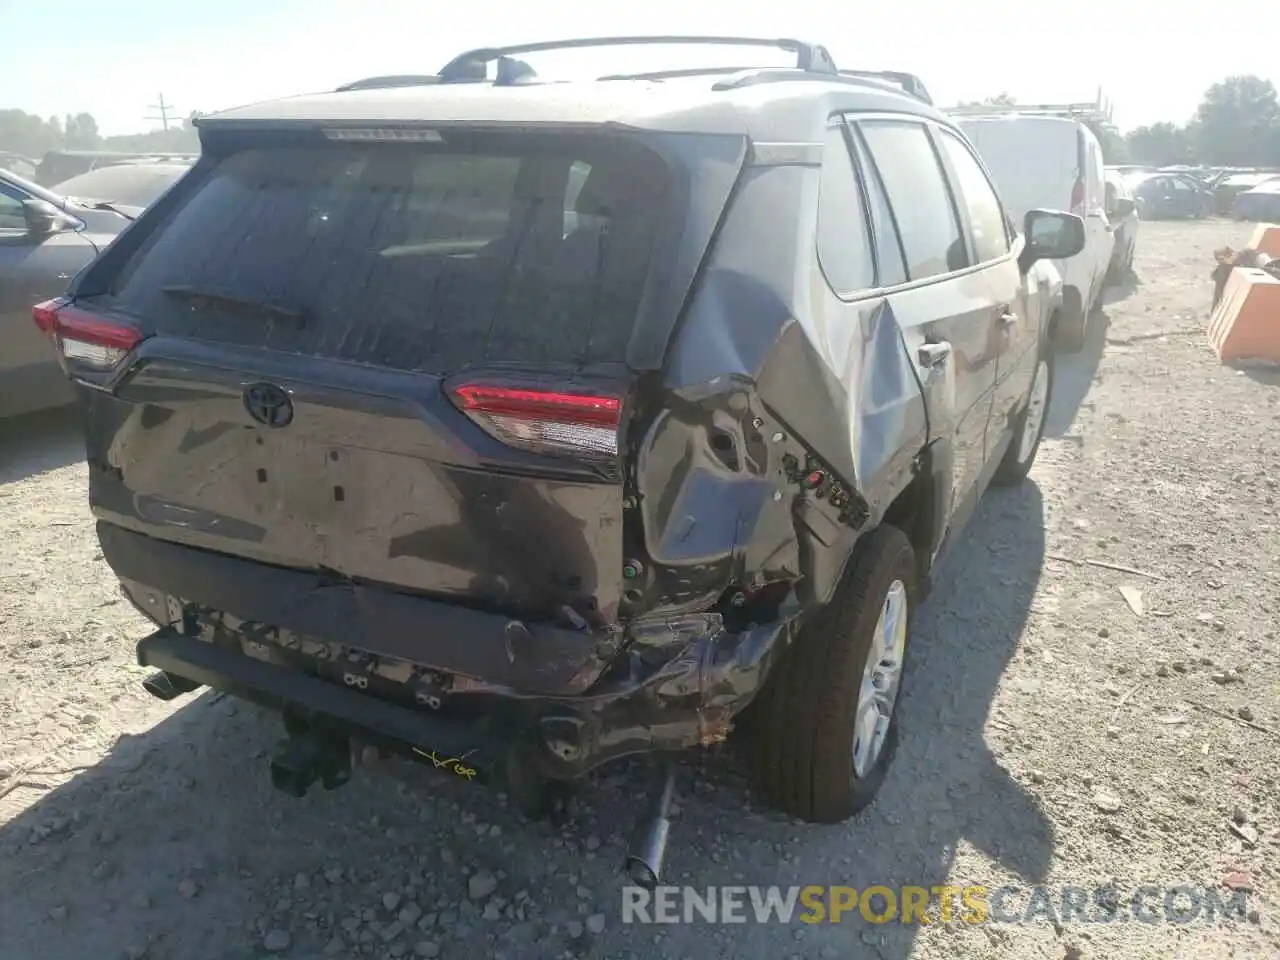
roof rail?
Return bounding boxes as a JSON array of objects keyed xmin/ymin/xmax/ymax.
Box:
[
  {"xmin": 708, "ymin": 68, "xmax": 932, "ymax": 104},
  {"xmin": 337, "ymin": 74, "xmax": 444, "ymax": 92},
  {"xmin": 837, "ymin": 69, "xmax": 933, "ymax": 105},
  {"xmin": 598, "ymin": 65, "xmax": 755, "ymax": 81},
  {"xmin": 437, "ymin": 35, "xmax": 839, "ymax": 84},
  {"xmin": 946, "ymin": 98, "xmax": 1112, "ymax": 124}
]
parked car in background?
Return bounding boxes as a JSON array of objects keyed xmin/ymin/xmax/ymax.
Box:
[
  {"xmin": 1232, "ymin": 178, "xmax": 1280, "ymax": 221},
  {"xmin": 41, "ymin": 36, "xmax": 1084, "ymax": 879},
  {"xmin": 1212, "ymin": 172, "xmax": 1280, "ymax": 216},
  {"xmin": 52, "ymin": 160, "xmax": 192, "ymax": 210},
  {"xmin": 34, "ymin": 149, "xmax": 197, "ymax": 187},
  {"xmin": 1157, "ymin": 164, "xmax": 1215, "ymax": 182},
  {"xmin": 0, "ymin": 151, "xmax": 37, "ymax": 180},
  {"xmin": 954, "ymin": 106, "xmax": 1115, "ymax": 351},
  {"xmin": 1104, "ymin": 169, "xmax": 1139, "ymax": 280},
  {"xmin": 1126, "ymin": 171, "xmax": 1212, "ymax": 219},
  {"xmin": 0, "ymin": 168, "xmax": 143, "ymax": 418}
]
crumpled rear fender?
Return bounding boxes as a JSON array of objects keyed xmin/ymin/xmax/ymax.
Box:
[
  {"xmin": 629, "ymin": 315, "xmax": 929, "ymax": 623},
  {"xmin": 623, "ymin": 160, "xmax": 936, "ymax": 630}
]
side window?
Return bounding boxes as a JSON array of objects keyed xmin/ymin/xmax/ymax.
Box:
[
  {"xmin": 936, "ymin": 129, "xmax": 1011, "ymax": 263},
  {"xmin": 858, "ymin": 120, "xmax": 967, "ymax": 280},
  {"xmin": 0, "ymin": 185, "xmax": 27, "ymax": 233},
  {"xmin": 816, "ymin": 125, "xmax": 875, "ymax": 295},
  {"xmin": 848, "ymin": 129, "xmax": 908, "ymax": 287}
]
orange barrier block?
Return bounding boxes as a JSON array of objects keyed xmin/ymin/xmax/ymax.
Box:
[
  {"xmin": 1207, "ymin": 267, "xmax": 1280, "ymax": 364},
  {"xmin": 1246, "ymin": 223, "xmax": 1280, "ymax": 259}
]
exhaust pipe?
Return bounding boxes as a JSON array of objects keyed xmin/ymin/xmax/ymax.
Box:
[
  {"xmin": 624, "ymin": 762, "xmax": 675, "ymax": 889},
  {"xmin": 141, "ymin": 670, "xmax": 201, "ymax": 701}
]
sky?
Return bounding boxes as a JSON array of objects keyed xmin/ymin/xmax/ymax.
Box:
[{"xmin": 1, "ymin": 0, "xmax": 1273, "ymax": 136}]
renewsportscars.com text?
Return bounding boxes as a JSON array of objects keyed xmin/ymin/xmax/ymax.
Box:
[{"xmin": 621, "ymin": 884, "xmax": 1250, "ymax": 926}]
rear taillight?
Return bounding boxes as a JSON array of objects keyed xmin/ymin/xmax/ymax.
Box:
[
  {"xmin": 32, "ymin": 298, "xmax": 145, "ymax": 372},
  {"xmin": 449, "ymin": 384, "xmax": 621, "ymax": 459},
  {"xmin": 1070, "ymin": 178, "xmax": 1085, "ymax": 216}
]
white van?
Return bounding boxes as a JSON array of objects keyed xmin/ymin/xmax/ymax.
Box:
[{"xmin": 956, "ymin": 114, "xmax": 1116, "ymax": 351}]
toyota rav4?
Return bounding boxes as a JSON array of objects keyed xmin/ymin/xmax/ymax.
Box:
[{"xmin": 39, "ymin": 36, "xmax": 1083, "ymax": 884}]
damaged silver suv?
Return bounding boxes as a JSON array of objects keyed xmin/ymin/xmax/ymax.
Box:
[{"xmin": 38, "ymin": 36, "xmax": 1083, "ymax": 885}]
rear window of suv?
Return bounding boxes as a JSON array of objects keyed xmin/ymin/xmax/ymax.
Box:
[{"xmin": 103, "ymin": 133, "xmax": 670, "ymax": 373}]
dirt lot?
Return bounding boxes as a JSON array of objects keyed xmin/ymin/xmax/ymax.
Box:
[{"xmin": 0, "ymin": 219, "xmax": 1276, "ymax": 960}]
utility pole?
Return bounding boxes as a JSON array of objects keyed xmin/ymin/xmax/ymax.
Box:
[{"xmin": 145, "ymin": 94, "xmax": 176, "ymax": 131}]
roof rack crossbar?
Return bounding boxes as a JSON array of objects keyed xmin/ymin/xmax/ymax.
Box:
[
  {"xmin": 437, "ymin": 35, "xmax": 839, "ymax": 83},
  {"xmin": 836, "ymin": 69, "xmax": 933, "ymax": 105}
]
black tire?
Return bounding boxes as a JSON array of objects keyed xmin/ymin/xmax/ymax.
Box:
[
  {"xmin": 992, "ymin": 341, "xmax": 1053, "ymax": 486},
  {"xmin": 749, "ymin": 525, "xmax": 917, "ymax": 823},
  {"xmin": 1052, "ymin": 291, "xmax": 1087, "ymax": 353}
]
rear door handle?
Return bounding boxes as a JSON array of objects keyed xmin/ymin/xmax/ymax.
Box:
[{"xmin": 918, "ymin": 342, "xmax": 952, "ymax": 368}]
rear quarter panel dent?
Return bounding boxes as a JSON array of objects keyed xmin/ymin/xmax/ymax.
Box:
[
  {"xmin": 632, "ymin": 161, "xmax": 933, "ymax": 619},
  {"xmin": 844, "ymin": 299, "xmax": 930, "ymax": 515}
]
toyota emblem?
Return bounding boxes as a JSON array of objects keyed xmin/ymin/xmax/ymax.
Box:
[{"xmin": 242, "ymin": 382, "xmax": 293, "ymax": 428}]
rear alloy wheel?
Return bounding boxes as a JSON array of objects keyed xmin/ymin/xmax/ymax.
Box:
[
  {"xmin": 749, "ymin": 525, "xmax": 917, "ymax": 823},
  {"xmin": 993, "ymin": 350, "xmax": 1053, "ymax": 486}
]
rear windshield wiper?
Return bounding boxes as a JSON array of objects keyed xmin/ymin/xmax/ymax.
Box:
[{"xmin": 162, "ymin": 285, "xmax": 307, "ymax": 327}]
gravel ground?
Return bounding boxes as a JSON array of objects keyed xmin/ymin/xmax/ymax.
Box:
[{"xmin": 0, "ymin": 219, "xmax": 1276, "ymax": 960}]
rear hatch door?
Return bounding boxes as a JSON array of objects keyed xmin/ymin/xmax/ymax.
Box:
[{"xmin": 74, "ymin": 126, "xmax": 686, "ymax": 655}]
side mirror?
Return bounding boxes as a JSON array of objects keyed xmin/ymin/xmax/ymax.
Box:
[
  {"xmin": 22, "ymin": 198, "xmax": 71, "ymax": 238},
  {"xmin": 1112, "ymin": 198, "xmax": 1136, "ymax": 220},
  {"xmin": 1019, "ymin": 209, "xmax": 1086, "ymax": 272}
]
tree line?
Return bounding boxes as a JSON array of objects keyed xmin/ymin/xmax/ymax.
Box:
[
  {"xmin": 0, "ymin": 108, "xmax": 201, "ymax": 159},
  {"xmin": 956, "ymin": 75, "xmax": 1280, "ymax": 168}
]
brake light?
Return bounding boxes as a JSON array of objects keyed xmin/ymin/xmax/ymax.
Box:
[
  {"xmin": 32, "ymin": 298, "xmax": 145, "ymax": 372},
  {"xmin": 1070, "ymin": 177, "xmax": 1085, "ymax": 216},
  {"xmin": 450, "ymin": 384, "xmax": 621, "ymax": 459}
]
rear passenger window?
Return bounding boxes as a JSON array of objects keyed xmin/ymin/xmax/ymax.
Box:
[
  {"xmin": 816, "ymin": 126, "xmax": 875, "ymax": 295},
  {"xmin": 848, "ymin": 131, "xmax": 908, "ymax": 287},
  {"xmin": 858, "ymin": 120, "xmax": 967, "ymax": 281},
  {"xmin": 937, "ymin": 129, "xmax": 1010, "ymax": 263}
]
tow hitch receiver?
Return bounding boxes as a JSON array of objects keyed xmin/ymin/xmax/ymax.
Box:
[{"xmin": 269, "ymin": 725, "xmax": 352, "ymax": 797}]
